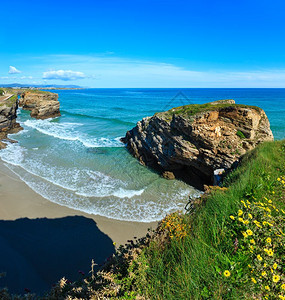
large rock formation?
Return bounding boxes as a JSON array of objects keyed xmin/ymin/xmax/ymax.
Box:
[
  {"xmin": 19, "ymin": 91, "xmax": 60, "ymax": 119},
  {"xmin": 0, "ymin": 94, "xmax": 22, "ymax": 148},
  {"xmin": 122, "ymin": 100, "xmax": 273, "ymax": 189}
]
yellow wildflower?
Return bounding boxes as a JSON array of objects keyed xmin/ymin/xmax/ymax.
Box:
[
  {"xmin": 281, "ymin": 284, "xmax": 285, "ymax": 290},
  {"xmin": 277, "ymin": 177, "xmax": 281, "ymax": 181},
  {"xmin": 262, "ymin": 271, "xmax": 266, "ymax": 277},
  {"xmin": 230, "ymin": 215, "xmax": 235, "ymax": 220},
  {"xmin": 265, "ymin": 286, "xmax": 270, "ymax": 291},
  {"xmin": 248, "ymin": 213, "xmax": 253, "ymax": 219},
  {"xmin": 238, "ymin": 217, "xmax": 244, "ymax": 223},
  {"xmin": 251, "ymin": 277, "xmax": 257, "ymax": 284},
  {"xmin": 244, "ymin": 220, "xmax": 249, "ymax": 225},
  {"xmin": 224, "ymin": 270, "xmax": 231, "ymax": 277},
  {"xmin": 273, "ymin": 275, "xmax": 280, "ymax": 283},
  {"xmin": 273, "ymin": 263, "xmax": 278, "ymax": 269},
  {"xmin": 238, "ymin": 210, "xmax": 243, "ymax": 216},
  {"xmin": 264, "ymin": 263, "xmax": 267, "ymax": 267},
  {"xmin": 257, "ymin": 255, "xmax": 263, "ymax": 261},
  {"xmin": 242, "ymin": 232, "xmax": 248, "ymax": 238},
  {"xmin": 266, "ymin": 237, "xmax": 272, "ymax": 244},
  {"xmin": 267, "ymin": 249, "xmax": 274, "ymax": 256},
  {"xmin": 250, "ymin": 239, "xmax": 255, "ymax": 244},
  {"xmin": 246, "ymin": 229, "xmax": 253, "ymax": 236}
]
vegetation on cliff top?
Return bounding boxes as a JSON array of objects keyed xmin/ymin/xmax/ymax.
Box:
[
  {"xmin": 1, "ymin": 88, "xmax": 51, "ymax": 95},
  {"xmin": 23, "ymin": 89, "xmax": 50, "ymax": 95},
  {"xmin": 0, "ymin": 94, "xmax": 18, "ymax": 107},
  {"xmin": 1, "ymin": 140, "xmax": 284, "ymax": 299},
  {"xmin": 156, "ymin": 100, "xmax": 262, "ymax": 121}
]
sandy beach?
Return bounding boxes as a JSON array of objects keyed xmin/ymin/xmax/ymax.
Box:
[{"xmin": 0, "ymin": 160, "xmax": 156, "ymax": 294}]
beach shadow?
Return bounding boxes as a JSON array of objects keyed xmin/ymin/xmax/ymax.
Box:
[{"xmin": 0, "ymin": 216, "xmax": 115, "ymax": 295}]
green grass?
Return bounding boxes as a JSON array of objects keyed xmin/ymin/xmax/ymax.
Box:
[
  {"xmin": 0, "ymin": 94, "xmax": 18, "ymax": 107},
  {"xmin": 129, "ymin": 140, "xmax": 285, "ymax": 299},
  {"xmin": 20, "ymin": 89, "xmax": 50, "ymax": 95},
  {"xmin": 236, "ymin": 130, "xmax": 246, "ymax": 139},
  {"xmin": 1, "ymin": 88, "xmax": 50, "ymax": 95},
  {"xmin": 156, "ymin": 100, "xmax": 262, "ymax": 121}
]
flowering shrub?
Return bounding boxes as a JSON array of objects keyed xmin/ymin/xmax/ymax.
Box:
[
  {"xmin": 160, "ymin": 212, "xmax": 189, "ymax": 239},
  {"xmin": 222, "ymin": 175, "xmax": 285, "ymax": 299}
]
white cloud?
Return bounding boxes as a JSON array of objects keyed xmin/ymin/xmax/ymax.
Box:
[
  {"xmin": 21, "ymin": 76, "xmax": 33, "ymax": 79},
  {"xmin": 9, "ymin": 66, "xmax": 21, "ymax": 74},
  {"xmin": 42, "ymin": 69, "xmax": 86, "ymax": 81},
  {"xmin": 20, "ymin": 76, "xmax": 33, "ymax": 79},
  {"xmin": 3, "ymin": 54, "xmax": 285, "ymax": 87},
  {"xmin": 40, "ymin": 54, "xmax": 285, "ymax": 87}
]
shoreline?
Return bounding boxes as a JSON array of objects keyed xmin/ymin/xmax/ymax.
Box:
[
  {"xmin": 0, "ymin": 159, "xmax": 156, "ymax": 294},
  {"xmin": 0, "ymin": 160, "xmax": 156, "ymax": 246}
]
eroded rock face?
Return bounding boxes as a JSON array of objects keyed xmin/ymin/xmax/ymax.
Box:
[
  {"xmin": 19, "ymin": 91, "xmax": 60, "ymax": 119},
  {"xmin": 0, "ymin": 97, "xmax": 22, "ymax": 148},
  {"xmin": 122, "ymin": 100, "xmax": 273, "ymax": 189},
  {"xmin": 0, "ymin": 102, "xmax": 18, "ymax": 131}
]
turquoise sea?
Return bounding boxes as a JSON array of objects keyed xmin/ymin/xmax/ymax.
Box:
[{"xmin": 1, "ymin": 88, "xmax": 284, "ymax": 222}]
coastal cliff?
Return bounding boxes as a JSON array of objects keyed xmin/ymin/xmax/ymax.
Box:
[
  {"xmin": 0, "ymin": 88, "xmax": 61, "ymax": 148},
  {"xmin": 19, "ymin": 90, "xmax": 61, "ymax": 119},
  {"xmin": 0, "ymin": 94, "xmax": 22, "ymax": 148},
  {"xmin": 122, "ymin": 100, "xmax": 274, "ymax": 188}
]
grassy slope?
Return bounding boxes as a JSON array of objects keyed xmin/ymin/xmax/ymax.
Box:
[{"xmin": 131, "ymin": 140, "xmax": 285, "ymax": 299}]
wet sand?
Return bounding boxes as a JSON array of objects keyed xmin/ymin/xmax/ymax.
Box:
[{"xmin": 0, "ymin": 160, "xmax": 156, "ymax": 294}]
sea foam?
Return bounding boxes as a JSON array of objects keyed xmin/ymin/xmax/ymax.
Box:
[
  {"xmin": 3, "ymin": 162, "xmax": 195, "ymax": 222},
  {"xmin": 0, "ymin": 143, "xmax": 145, "ymax": 200},
  {"xmin": 23, "ymin": 119, "xmax": 123, "ymax": 148}
]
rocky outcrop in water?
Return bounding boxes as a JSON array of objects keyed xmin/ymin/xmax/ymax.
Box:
[
  {"xmin": 19, "ymin": 91, "xmax": 60, "ymax": 119},
  {"xmin": 122, "ymin": 100, "xmax": 274, "ymax": 189},
  {"xmin": 0, "ymin": 95, "xmax": 22, "ymax": 148}
]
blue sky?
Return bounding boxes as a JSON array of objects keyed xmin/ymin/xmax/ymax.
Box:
[{"xmin": 1, "ymin": 0, "xmax": 285, "ymax": 87}]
